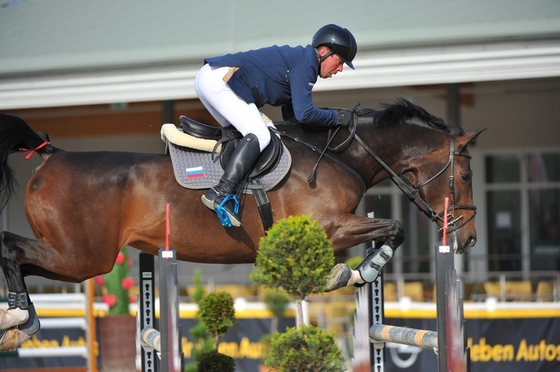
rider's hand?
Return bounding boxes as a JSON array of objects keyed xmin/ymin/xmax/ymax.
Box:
[{"xmin": 337, "ymin": 110, "xmax": 353, "ymax": 128}]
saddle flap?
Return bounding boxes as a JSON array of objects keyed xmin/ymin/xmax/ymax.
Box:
[{"xmin": 249, "ymin": 131, "xmax": 283, "ymax": 178}]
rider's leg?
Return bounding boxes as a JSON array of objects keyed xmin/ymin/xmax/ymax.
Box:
[
  {"xmin": 195, "ymin": 64, "xmax": 271, "ymax": 226},
  {"xmin": 201, "ymin": 134, "xmax": 261, "ymax": 226},
  {"xmin": 194, "ymin": 64, "xmax": 271, "ymax": 149}
]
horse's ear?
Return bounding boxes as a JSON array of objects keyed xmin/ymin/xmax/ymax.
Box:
[{"xmin": 458, "ymin": 128, "xmax": 486, "ymax": 150}]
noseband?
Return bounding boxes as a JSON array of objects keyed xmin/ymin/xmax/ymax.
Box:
[{"xmin": 354, "ymin": 132, "xmax": 477, "ymax": 234}]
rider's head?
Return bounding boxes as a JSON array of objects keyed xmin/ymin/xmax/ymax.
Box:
[{"xmin": 312, "ymin": 24, "xmax": 357, "ymax": 71}]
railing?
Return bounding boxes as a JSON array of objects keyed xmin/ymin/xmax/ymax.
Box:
[{"xmin": 2, "ymin": 269, "xmax": 559, "ymax": 303}]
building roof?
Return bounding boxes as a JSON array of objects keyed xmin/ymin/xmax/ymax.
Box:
[{"xmin": 1, "ymin": 0, "xmax": 560, "ymax": 109}]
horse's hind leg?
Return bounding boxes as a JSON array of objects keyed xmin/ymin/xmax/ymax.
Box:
[{"xmin": 0, "ymin": 231, "xmax": 41, "ymax": 350}]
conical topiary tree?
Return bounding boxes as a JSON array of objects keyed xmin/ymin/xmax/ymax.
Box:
[
  {"xmin": 198, "ymin": 291, "xmax": 236, "ymax": 346},
  {"xmin": 197, "ymin": 291, "xmax": 236, "ymax": 372},
  {"xmin": 250, "ymin": 214, "xmax": 334, "ymax": 327},
  {"xmin": 263, "ymin": 291, "xmax": 290, "ymax": 334},
  {"xmin": 184, "ymin": 269, "xmax": 215, "ymax": 372},
  {"xmin": 251, "ymin": 215, "xmax": 345, "ymax": 371}
]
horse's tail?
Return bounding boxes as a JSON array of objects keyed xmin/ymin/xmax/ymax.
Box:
[{"xmin": 0, "ymin": 113, "xmax": 58, "ymax": 213}]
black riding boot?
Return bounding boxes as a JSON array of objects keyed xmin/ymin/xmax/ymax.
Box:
[{"xmin": 201, "ymin": 133, "xmax": 261, "ymax": 227}]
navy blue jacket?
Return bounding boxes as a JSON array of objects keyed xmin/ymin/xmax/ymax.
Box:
[{"xmin": 205, "ymin": 44, "xmax": 338, "ymax": 126}]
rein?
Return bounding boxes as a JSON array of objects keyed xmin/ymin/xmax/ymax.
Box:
[
  {"xmin": 354, "ymin": 133, "xmax": 477, "ymax": 233},
  {"xmin": 276, "ymin": 129, "xmax": 367, "ymax": 194}
]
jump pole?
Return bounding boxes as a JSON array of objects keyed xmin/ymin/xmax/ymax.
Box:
[
  {"xmin": 138, "ymin": 203, "xmax": 182, "ymax": 372},
  {"xmin": 365, "ymin": 198, "xmax": 468, "ymax": 371}
]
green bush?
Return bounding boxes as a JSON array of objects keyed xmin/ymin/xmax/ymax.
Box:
[
  {"xmin": 251, "ymin": 214, "xmax": 334, "ymax": 302},
  {"xmin": 263, "ymin": 291, "xmax": 290, "ymax": 320},
  {"xmin": 197, "ymin": 349, "xmax": 235, "ymax": 372},
  {"xmin": 198, "ymin": 291, "xmax": 236, "ymax": 345},
  {"xmin": 265, "ymin": 325, "xmax": 345, "ymax": 372},
  {"xmin": 345, "ymin": 255, "xmax": 364, "ymax": 270},
  {"xmin": 184, "ymin": 269, "xmax": 215, "ymax": 372}
]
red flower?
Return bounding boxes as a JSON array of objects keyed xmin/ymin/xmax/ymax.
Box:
[
  {"xmin": 102, "ymin": 294, "xmax": 117, "ymax": 308},
  {"xmin": 115, "ymin": 252, "xmax": 125, "ymax": 265},
  {"xmin": 129, "ymin": 295, "xmax": 137, "ymax": 304},
  {"xmin": 94, "ymin": 276, "xmax": 104, "ymax": 287},
  {"xmin": 121, "ymin": 277, "xmax": 134, "ymax": 291}
]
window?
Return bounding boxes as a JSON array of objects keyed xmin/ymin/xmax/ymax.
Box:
[{"xmin": 484, "ymin": 151, "xmax": 560, "ymax": 273}]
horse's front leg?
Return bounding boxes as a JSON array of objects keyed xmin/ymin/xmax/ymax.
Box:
[
  {"xmin": 326, "ymin": 215, "xmax": 404, "ymax": 292},
  {"xmin": 0, "ymin": 232, "xmax": 41, "ymax": 351}
]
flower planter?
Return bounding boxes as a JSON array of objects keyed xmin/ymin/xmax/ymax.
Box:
[{"xmin": 97, "ymin": 315, "xmax": 137, "ymax": 372}]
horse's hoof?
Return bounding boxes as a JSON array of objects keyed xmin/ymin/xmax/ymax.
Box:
[
  {"xmin": 0, "ymin": 327, "xmax": 32, "ymax": 351},
  {"xmin": 326, "ymin": 263, "xmax": 352, "ymax": 292}
]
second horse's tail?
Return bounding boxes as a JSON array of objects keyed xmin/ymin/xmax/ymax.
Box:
[{"xmin": 0, "ymin": 113, "xmax": 58, "ymax": 212}]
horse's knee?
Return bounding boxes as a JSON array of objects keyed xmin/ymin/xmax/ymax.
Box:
[
  {"xmin": 391, "ymin": 219, "xmax": 404, "ymax": 247},
  {"xmin": 375, "ymin": 219, "xmax": 404, "ymax": 249}
]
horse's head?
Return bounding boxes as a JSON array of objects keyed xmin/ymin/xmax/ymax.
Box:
[
  {"xmin": 348, "ymin": 100, "xmax": 485, "ymax": 254},
  {"xmin": 399, "ymin": 128, "xmax": 485, "ymax": 254}
]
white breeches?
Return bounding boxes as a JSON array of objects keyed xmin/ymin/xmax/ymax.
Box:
[{"xmin": 194, "ymin": 64, "xmax": 271, "ymax": 151}]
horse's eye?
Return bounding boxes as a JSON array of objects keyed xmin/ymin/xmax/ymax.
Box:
[{"xmin": 461, "ymin": 173, "xmax": 472, "ymax": 182}]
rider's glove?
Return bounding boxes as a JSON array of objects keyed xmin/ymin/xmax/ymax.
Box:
[{"xmin": 337, "ymin": 110, "xmax": 353, "ymax": 128}]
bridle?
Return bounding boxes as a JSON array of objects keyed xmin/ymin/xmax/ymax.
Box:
[
  {"xmin": 277, "ymin": 109, "xmax": 477, "ymax": 234},
  {"xmin": 354, "ymin": 131, "xmax": 477, "ymax": 234}
]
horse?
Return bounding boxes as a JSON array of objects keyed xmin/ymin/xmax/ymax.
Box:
[{"xmin": 0, "ymin": 99, "xmax": 483, "ymax": 350}]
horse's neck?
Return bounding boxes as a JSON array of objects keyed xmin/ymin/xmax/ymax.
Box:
[{"xmin": 354, "ymin": 125, "xmax": 447, "ymax": 187}]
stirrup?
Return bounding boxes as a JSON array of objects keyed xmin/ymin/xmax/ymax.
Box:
[{"xmin": 215, "ymin": 194, "xmax": 240, "ymax": 227}]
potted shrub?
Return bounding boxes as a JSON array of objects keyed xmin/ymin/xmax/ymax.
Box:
[
  {"xmin": 196, "ymin": 291, "xmax": 236, "ymax": 372},
  {"xmin": 251, "ymin": 215, "xmax": 345, "ymax": 371},
  {"xmin": 94, "ymin": 246, "xmax": 137, "ymax": 372}
]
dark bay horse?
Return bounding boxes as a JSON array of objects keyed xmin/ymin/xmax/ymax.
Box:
[{"xmin": 0, "ymin": 99, "xmax": 483, "ymax": 350}]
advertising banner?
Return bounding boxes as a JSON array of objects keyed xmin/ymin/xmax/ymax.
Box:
[
  {"xmin": 1, "ymin": 314, "xmax": 559, "ymax": 372},
  {"xmin": 382, "ymin": 317, "xmax": 560, "ymax": 372}
]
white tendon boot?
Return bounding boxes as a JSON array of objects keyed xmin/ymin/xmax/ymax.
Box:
[{"xmin": 326, "ymin": 245, "xmax": 394, "ymax": 291}]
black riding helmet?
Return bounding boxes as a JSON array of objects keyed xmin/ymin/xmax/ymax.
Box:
[{"xmin": 312, "ymin": 24, "xmax": 357, "ymax": 70}]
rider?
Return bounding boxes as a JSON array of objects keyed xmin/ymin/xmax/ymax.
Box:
[{"xmin": 194, "ymin": 24, "xmax": 357, "ymax": 227}]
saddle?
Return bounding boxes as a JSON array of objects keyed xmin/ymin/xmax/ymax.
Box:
[
  {"xmin": 179, "ymin": 115, "xmax": 283, "ymax": 179},
  {"xmin": 163, "ymin": 116, "xmax": 292, "ymax": 231}
]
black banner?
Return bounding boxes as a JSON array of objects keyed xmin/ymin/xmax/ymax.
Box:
[
  {"xmin": 2, "ymin": 316, "xmax": 559, "ymax": 372},
  {"xmin": 382, "ymin": 317, "xmax": 560, "ymax": 372}
]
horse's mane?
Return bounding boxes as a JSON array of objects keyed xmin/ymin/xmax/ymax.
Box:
[
  {"xmin": 282, "ymin": 98, "xmax": 464, "ymax": 135},
  {"xmin": 356, "ymin": 98, "xmax": 464, "ymax": 135}
]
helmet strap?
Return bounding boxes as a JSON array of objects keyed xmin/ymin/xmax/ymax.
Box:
[{"xmin": 316, "ymin": 48, "xmax": 334, "ymax": 68}]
